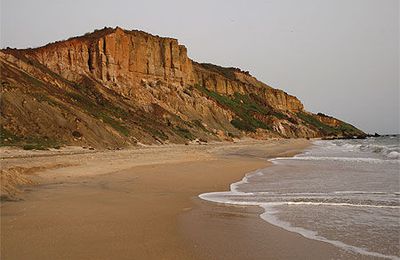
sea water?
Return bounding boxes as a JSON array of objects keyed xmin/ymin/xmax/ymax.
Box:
[{"xmin": 200, "ymin": 136, "xmax": 400, "ymax": 259}]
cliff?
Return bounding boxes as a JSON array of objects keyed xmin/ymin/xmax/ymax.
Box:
[{"xmin": 0, "ymin": 27, "xmax": 364, "ymax": 149}]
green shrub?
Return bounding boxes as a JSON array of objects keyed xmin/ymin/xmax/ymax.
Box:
[
  {"xmin": 23, "ymin": 144, "xmax": 47, "ymax": 150},
  {"xmin": 191, "ymin": 119, "xmax": 209, "ymax": 132},
  {"xmin": 149, "ymin": 128, "xmax": 169, "ymax": 141},
  {"xmin": 196, "ymin": 85, "xmax": 273, "ymax": 132},
  {"xmin": 227, "ymin": 132, "xmax": 239, "ymax": 138},
  {"xmin": 231, "ymin": 118, "xmax": 256, "ymax": 132},
  {"xmin": 173, "ymin": 126, "xmax": 195, "ymax": 140},
  {"xmin": 1, "ymin": 127, "xmax": 62, "ymax": 149},
  {"xmin": 0, "ymin": 127, "xmax": 21, "ymax": 146},
  {"xmin": 297, "ymin": 112, "xmax": 337, "ymax": 135},
  {"xmin": 67, "ymin": 92, "xmax": 130, "ymax": 136}
]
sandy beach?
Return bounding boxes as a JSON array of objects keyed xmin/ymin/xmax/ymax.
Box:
[{"xmin": 1, "ymin": 139, "xmax": 371, "ymax": 259}]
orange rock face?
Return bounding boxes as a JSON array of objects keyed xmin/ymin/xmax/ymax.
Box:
[
  {"xmin": 0, "ymin": 27, "xmax": 363, "ymax": 148},
  {"xmin": 22, "ymin": 28, "xmax": 193, "ymax": 95},
  {"xmin": 18, "ymin": 27, "xmax": 303, "ymax": 112}
]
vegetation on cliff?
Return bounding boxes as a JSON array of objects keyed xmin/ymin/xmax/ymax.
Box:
[{"xmin": 0, "ymin": 27, "xmax": 364, "ymax": 149}]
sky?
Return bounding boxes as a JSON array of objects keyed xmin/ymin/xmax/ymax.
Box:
[{"xmin": 1, "ymin": 0, "xmax": 399, "ymax": 134}]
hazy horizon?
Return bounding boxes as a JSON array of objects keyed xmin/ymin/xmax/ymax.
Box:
[{"xmin": 1, "ymin": 0, "xmax": 398, "ymax": 134}]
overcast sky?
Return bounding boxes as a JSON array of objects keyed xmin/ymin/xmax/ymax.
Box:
[{"xmin": 1, "ymin": 0, "xmax": 398, "ymax": 134}]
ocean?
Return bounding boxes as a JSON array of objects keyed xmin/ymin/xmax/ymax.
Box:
[{"xmin": 200, "ymin": 136, "xmax": 400, "ymax": 259}]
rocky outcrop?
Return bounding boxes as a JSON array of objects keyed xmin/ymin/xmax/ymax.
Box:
[
  {"xmin": 316, "ymin": 113, "xmax": 341, "ymax": 127},
  {"xmin": 0, "ymin": 27, "xmax": 364, "ymax": 148},
  {"xmin": 193, "ymin": 63, "xmax": 304, "ymax": 112},
  {"xmin": 27, "ymin": 27, "xmax": 193, "ymax": 83},
  {"xmin": 6, "ymin": 27, "xmax": 303, "ymax": 112}
]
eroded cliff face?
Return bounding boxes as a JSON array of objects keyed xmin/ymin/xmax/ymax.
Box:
[
  {"xmin": 193, "ymin": 63, "xmax": 304, "ymax": 112},
  {"xmin": 0, "ymin": 27, "xmax": 364, "ymax": 148},
  {"xmin": 14, "ymin": 27, "xmax": 302, "ymax": 112}
]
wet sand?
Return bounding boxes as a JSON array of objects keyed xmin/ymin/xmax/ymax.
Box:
[{"xmin": 1, "ymin": 139, "xmax": 365, "ymax": 259}]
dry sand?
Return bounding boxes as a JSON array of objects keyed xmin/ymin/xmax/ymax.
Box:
[{"xmin": 1, "ymin": 139, "xmax": 367, "ymax": 259}]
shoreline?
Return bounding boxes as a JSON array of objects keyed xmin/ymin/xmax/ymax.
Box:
[
  {"xmin": 0, "ymin": 139, "xmax": 371, "ymax": 259},
  {"xmin": 192, "ymin": 155, "xmax": 383, "ymax": 260}
]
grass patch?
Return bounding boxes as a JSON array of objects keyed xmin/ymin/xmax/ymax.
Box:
[
  {"xmin": 99, "ymin": 113, "xmax": 130, "ymax": 136},
  {"xmin": 297, "ymin": 112, "xmax": 337, "ymax": 135},
  {"xmin": 191, "ymin": 119, "xmax": 209, "ymax": 132},
  {"xmin": 337, "ymin": 122, "xmax": 363, "ymax": 135},
  {"xmin": 297, "ymin": 112, "xmax": 362, "ymax": 136},
  {"xmin": 173, "ymin": 126, "xmax": 195, "ymax": 140},
  {"xmin": 0, "ymin": 127, "xmax": 62, "ymax": 149},
  {"xmin": 147, "ymin": 128, "xmax": 168, "ymax": 141},
  {"xmin": 230, "ymin": 118, "xmax": 256, "ymax": 132},
  {"xmin": 0, "ymin": 127, "xmax": 22, "ymax": 146},
  {"xmin": 196, "ymin": 85, "xmax": 273, "ymax": 132},
  {"xmin": 21, "ymin": 136, "xmax": 61, "ymax": 150},
  {"xmin": 298, "ymin": 112, "xmax": 363, "ymax": 136},
  {"xmin": 67, "ymin": 92, "xmax": 130, "ymax": 136},
  {"xmin": 31, "ymin": 92, "xmax": 66, "ymax": 108}
]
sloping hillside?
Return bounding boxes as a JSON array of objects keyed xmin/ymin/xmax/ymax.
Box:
[{"xmin": 0, "ymin": 27, "xmax": 364, "ymax": 149}]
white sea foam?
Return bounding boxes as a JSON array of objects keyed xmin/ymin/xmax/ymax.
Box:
[
  {"xmin": 200, "ymin": 191, "xmax": 399, "ymax": 259},
  {"xmin": 327, "ymin": 137, "xmax": 400, "ymax": 159},
  {"xmin": 200, "ymin": 191, "xmax": 400, "ymax": 209},
  {"xmin": 387, "ymin": 151, "xmax": 400, "ymax": 159},
  {"xmin": 200, "ymin": 187, "xmax": 400, "ymax": 259},
  {"xmin": 260, "ymin": 204, "xmax": 400, "ymax": 260},
  {"xmin": 283, "ymin": 201, "xmax": 399, "ymax": 209},
  {"xmin": 199, "ymin": 137, "xmax": 400, "ymax": 259},
  {"xmin": 273, "ymin": 156, "xmax": 399, "ymax": 164},
  {"xmin": 230, "ymin": 170, "xmax": 263, "ymax": 192}
]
